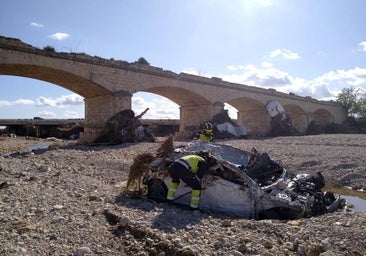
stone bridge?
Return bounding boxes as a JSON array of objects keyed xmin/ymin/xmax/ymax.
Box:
[{"xmin": 0, "ymin": 36, "xmax": 346, "ymax": 142}]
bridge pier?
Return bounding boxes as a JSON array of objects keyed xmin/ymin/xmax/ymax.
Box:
[
  {"xmin": 79, "ymin": 93, "xmax": 131, "ymax": 143},
  {"xmin": 175, "ymin": 104, "xmax": 213, "ymax": 139},
  {"xmin": 237, "ymin": 108, "xmax": 270, "ymax": 137}
]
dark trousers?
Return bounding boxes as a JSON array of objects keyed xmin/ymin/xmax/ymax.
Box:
[{"xmin": 168, "ymin": 162, "xmax": 201, "ymax": 190}]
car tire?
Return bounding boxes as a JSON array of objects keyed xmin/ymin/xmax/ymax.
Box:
[{"xmin": 147, "ymin": 178, "xmax": 168, "ymax": 202}]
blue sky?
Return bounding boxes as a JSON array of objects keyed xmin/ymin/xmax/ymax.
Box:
[{"xmin": 1, "ymin": 0, "xmax": 365, "ymax": 119}]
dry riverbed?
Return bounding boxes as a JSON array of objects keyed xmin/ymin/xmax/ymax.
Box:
[{"xmin": 0, "ymin": 134, "xmax": 365, "ymax": 255}]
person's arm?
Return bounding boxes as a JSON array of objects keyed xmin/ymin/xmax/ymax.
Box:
[{"xmin": 197, "ymin": 160, "xmax": 209, "ymax": 179}]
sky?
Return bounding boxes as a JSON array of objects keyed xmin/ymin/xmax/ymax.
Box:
[{"xmin": 0, "ymin": 0, "xmax": 366, "ymax": 120}]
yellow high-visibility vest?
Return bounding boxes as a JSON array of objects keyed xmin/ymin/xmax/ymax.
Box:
[{"xmin": 181, "ymin": 155, "xmax": 204, "ymax": 173}]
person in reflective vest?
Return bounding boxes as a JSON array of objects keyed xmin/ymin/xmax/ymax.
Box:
[
  {"xmin": 195, "ymin": 122, "xmax": 214, "ymax": 142},
  {"xmin": 166, "ymin": 153, "xmax": 209, "ymax": 209}
]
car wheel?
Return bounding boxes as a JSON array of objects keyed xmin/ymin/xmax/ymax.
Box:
[{"xmin": 147, "ymin": 178, "xmax": 168, "ymax": 202}]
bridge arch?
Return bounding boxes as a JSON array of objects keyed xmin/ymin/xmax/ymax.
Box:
[
  {"xmin": 142, "ymin": 86, "xmax": 211, "ymax": 108},
  {"xmin": 137, "ymin": 86, "xmax": 213, "ymax": 137},
  {"xmin": 224, "ymin": 103, "xmax": 239, "ymax": 120},
  {"xmin": 0, "ymin": 62, "xmax": 112, "ymax": 98},
  {"xmin": 313, "ymin": 109, "xmax": 333, "ymax": 124},
  {"xmin": 132, "ymin": 92, "xmax": 179, "ymax": 119},
  {"xmin": 228, "ymin": 97, "xmax": 270, "ymax": 136},
  {"xmin": 283, "ymin": 104, "xmax": 307, "ymax": 133}
]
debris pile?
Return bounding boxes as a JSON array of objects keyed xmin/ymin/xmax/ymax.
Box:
[
  {"xmin": 265, "ymin": 100, "xmax": 300, "ymax": 137},
  {"xmin": 127, "ymin": 152, "xmax": 155, "ymax": 191},
  {"xmin": 127, "ymin": 137, "xmax": 345, "ymax": 219},
  {"xmin": 95, "ymin": 108, "xmax": 155, "ymax": 144},
  {"xmin": 57, "ymin": 123, "xmax": 84, "ymax": 139},
  {"xmin": 196, "ymin": 111, "xmax": 248, "ymax": 140},
  {"xmin": 127, "ymin": 137, "xmax": 174, "ymax": 191}
]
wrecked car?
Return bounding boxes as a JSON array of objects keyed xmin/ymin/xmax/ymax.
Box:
[
  {"xmin": 265, "ymin": 100, "xmax": 300, "ymax": 137},
  {"xmin": 127, "ymin": 138, "xmax": 344, "ymax": 219}
]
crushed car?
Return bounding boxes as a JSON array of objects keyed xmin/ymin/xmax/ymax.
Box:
[
  {"xmin": 265, "ymin": 100, "xmax": 300, "ymax": 137},
  {"xmin": 127, "ymin": 137, "xmax": 344, "ymax": 219}
]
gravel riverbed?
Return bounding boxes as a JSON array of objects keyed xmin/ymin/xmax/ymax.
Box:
[{"xmin": 0, "ymin": 134, "xmax": 365, "ymax": 256}]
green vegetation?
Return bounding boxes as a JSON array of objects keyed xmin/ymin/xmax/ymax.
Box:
[
  {"xmin": 336, "ymin": 87, "xmax": 366, "ymax": 119},
  {"xmin": 43, "ymin": 45, "xmax": 56, "ymax": 52},
  {"xmin": 133, "ymin": 57, "xmax": 150, "ymax": 65}
]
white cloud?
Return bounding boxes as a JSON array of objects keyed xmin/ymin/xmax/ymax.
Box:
[
  {"xmin": 132, "ymin": 95, "xmax": 179, "ymax": 119},
  {"xmin": 224, "ymin": 64, "xmax": 292, "ymax": 88},
  {"xmin": 269, "ymin": 48, "xmax": 301, "ymax": 60},
  {"xmin": 359, "ymin": 41, "xmax": 366, "ymax": 51},
  {"xmin": 30, "ymin": 22, "xmax": 44, "ymax": 28},
  {"xmin": 226, "ymin": 65, "xmax": 246, "ymax": 71},
  {"xmin": 0, "ymin": 99, "xmax": 34, "ymax": 108},
  {"xmin": 37, "ymin": 111, "xmax": 56, "ymax": 118},
  {"xmin": 36, "ymin": 94, "xmax": 83, "ymax": 107},
  {"xmin": 64, "ymin": 111, "xmax": 80, "ymax": 118},
  {"xmin": 315, "ymin": 67, "xmax": 366, "ymax": 86},
  {"xmin": 220, "ymin": 64, "xmax": 366, "ymax": 101},
  {"xmin": 0, "ymin": 101, "xmax": 10, "ymax": 108},
  {"xmin": 261, "ymin": 61, "xmax": 273, "ymax": 68},
  {"xmin": 314, "ymin": 67, "xmax": 366, "ymax": 97},
  {"xmin": 49, "ymin": 33, "xmax": 70, "ymax": 41}
]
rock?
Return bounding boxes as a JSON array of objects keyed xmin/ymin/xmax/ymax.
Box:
[
  {"xmin": 51, "ymin": 216, "xmax": 66, "ymax": 223},
  {"xmin": 319, "ymin": 251, "xmax": 336, "ymax": 256},
  {"xmin": 19, "ymin": 171, "xmax": 28, "ymax": 177},
  {"xmin": 233, "ymin": 250, "xmax": 244, "ymax": 256},
  {"xmin": 284, "ymin": 241, "xmax": 294, "ymax": 251},
  {"xmin": 120, "ymin": 216, "xmax": 130, "ymax": 227},
  {"xmin": 213, "ymin": 240, "xmax": 223, "ymax": 249},
  {"xmin": 173, "ymin": 238, "xmax": 183, "ymax": 248},
  {"xmin": 306, "ymin": 243, "xmax": 323, "ymax": 256},
  {"xmin": 38, "ymin": 166, "xmax": 51, "ymax": 173},
  {"xmin": 0, "ymin": 181, "xmax": 9, "ymax": 189},
  {"xmin": 75, "ymin": 247, "xmax": 91, "ymax": 256},
  {"xmin": 288, "ymin": 220, "xmax": 302, "ymax": 226},
  {"xmin": 321, "ymin": 238, "xmax": 331, "ymax": 251},
  {"xmin": 237, "ymin": 244, "xmax": 247, "ymax": 254},
  {"xmin": 262, "ymin": 240, "xmax": 273, "ymax": 249},
  {"xmin": 177, "ymin": 246, "xmax": 198, "ymax": 256},
  {"xmin": 221, "ymin": 220, "xmax": 232, "ymax": 227},
  {"xmin": 297, "ymin": 244, "xmax": 306, "ymax": 256},
  {"xmin": 103, "ymin": 209, "xmax": 121, "ymax": 225},
  {"xmin": 350, "ymin": 249, "xmax": 364, "ymax": 256},
  {"xmin": 53, "ymin": 204, "xmax": 64, "ymax": 210}
]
